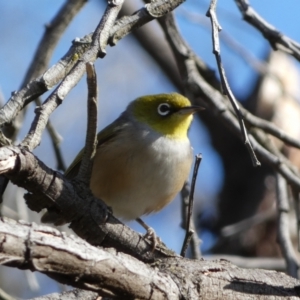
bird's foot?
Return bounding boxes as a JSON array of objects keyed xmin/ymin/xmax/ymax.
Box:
[{"xmin": 136, "ymin": 217, "xmax": 161, "ymax": 252}]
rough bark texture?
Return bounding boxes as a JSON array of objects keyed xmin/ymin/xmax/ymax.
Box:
[{"xmin": 1, "ymin": 217, "xmax": 300, "ymax": 299}]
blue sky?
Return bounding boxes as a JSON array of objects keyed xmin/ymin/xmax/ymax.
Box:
[{"xmin": 1, "ymin": 0, "xmax": 300, "ymax": 297}]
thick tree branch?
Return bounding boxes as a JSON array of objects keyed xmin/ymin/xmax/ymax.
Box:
[
  {"xmin": 1, "ymin": 217, "xmax": 300, "ymax": 299},
  {"xmin": 0, "ymin": 218, "xmax": 179, "ymax": 299},
  {"xmin": 0, "ymin": 146, "xmax": 175, "ymax": 262},
  {"xmin": 32, "ymin": 289, "xmax": 99, "ymax": 300}
]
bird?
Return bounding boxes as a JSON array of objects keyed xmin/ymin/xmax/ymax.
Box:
[{"xmin": 42, "ymin": 93, "xmax": 203, "ymax": 234}]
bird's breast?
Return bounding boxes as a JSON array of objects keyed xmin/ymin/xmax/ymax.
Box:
[{"xmin": 90, "ymin": 127, "xmax": 193, "ymax": 220}]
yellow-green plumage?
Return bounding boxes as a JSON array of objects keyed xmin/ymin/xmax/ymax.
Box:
[{"xmin": 42, "ymin": 93, "xmax": 201, "ymax": 223}]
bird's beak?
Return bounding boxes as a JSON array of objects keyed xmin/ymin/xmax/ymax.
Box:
[{"xmin": 177, "ymin": 105, "xmax": 205, "ymax": 115}]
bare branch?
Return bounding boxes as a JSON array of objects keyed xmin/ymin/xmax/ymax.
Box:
[
  {"xmin": 221, "ymin": 208, "xmax": 276, "ymax": 238},
  {"xmin": 32, "ymin": 289, "xmax": 99, "ymax": 300},
  {"xmin": 0, "ymin": 34, "xmax": 91, "ymax": 128},
  {"xmin": 0, "ymin": 146, "xmax": 175, "ymax": 261},
  {"xmin": 234, "ymin": 0, "xmax": 300, "ymax": 61},
  {"xmin": 1, "ymin": 217, "xmax": 300, "ymax": 299},
  {"xmin": 0, "ymin": 287, "xmax": 15, "ymax": 300},
  {"xmin": 291, "ymin": 188, "xmax": 300, "ymax": 251},
  {"xmin": 180, "ymin": 182, "xmax": 201, "ymax": 259},
  {"xmin": 76, "ymin": 63, "xmax": 98, "ymax": 183},
  {"xmin": 158, "ymin": 13, "xmax": 300, "ymax": 193},
  {"xmin": 241, "ymin": 107, "xmax": 300, "ymax": 150},
  {"xmin": 0, "ymin": 218, "xmax": 179, "ymax": 299},
  {"xmin": 1, "ymin": 0, "xmax": 87, "ymax": 139},
  {"xmin": 45, "ymin": 119, "xmax": 66, "ymax": 171},
  {"xmin": 181, "ymin": 154, "xmax": 202, "ymax": 258},
  {"xmin": 0, "ymin": 0, "xmax": 186, "ymax": 130},
  {"xmin": 20, "ymin": 0, "xmax": 124, "ymax": 151},
  {"xmin": 275, "ymin": 174, "xmax": 300, "ymax": 278},
  {"xmin": 24, "ymin": 0, "xmax": 87, "ymax": 85},
  {"xmin": 109, "ymin": 0, "xmax": 185, "ymax": 46},
  {"xmin": 206, "ymin": 0, "xmax": 260, "ymax": 167}
]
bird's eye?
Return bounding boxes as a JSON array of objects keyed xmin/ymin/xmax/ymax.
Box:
[{"xmin": 157, "ymin": 103, "xmax": 171, "ymax": 116}]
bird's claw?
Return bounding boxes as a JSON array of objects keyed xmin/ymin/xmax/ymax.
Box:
[{"xmin": 144, "ymin": 226, "xmax": 161, "ymax": 252}]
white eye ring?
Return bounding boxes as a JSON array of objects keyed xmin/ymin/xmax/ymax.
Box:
[{"xmin": 157, "ymin": 103, "xmax": 171, "ymax": 116}]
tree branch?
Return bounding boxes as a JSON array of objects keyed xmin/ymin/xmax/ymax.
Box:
[
  {"xmin": 0, "ymin": 146, "xmax": 175, "ymax": 262},
  {"xmin": 234, "ymin": 0, "xmax": 300, "ymax": 61},
  {"xmin": 206, "ymin": 0, "xmax": 259, "ymax": 167},
  {"xmin": 1, "ymin": 217, "xmax": 300, "ymax": 299},
  {"xmin": 0, "ymin": 0, "xmax": 186, "ymax": 130},
  {"xmin": 0, "ymin": 218, "xmax": 179, "ymax": 299},
  {"xmin": 275, "ymin": 174, "xmax": 300, "ymax": 278},
  {"xmin": 20, "ymin": 0, "xmax": 124, "ymax": 151},
  {"xmin": 76, "ymin": 63, "xmax": 98, "ymax": 183}
]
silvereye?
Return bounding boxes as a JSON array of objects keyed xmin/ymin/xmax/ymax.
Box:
[{"xmin": 42, "ymin": 93, "xmax": 202, "ymax": 225}]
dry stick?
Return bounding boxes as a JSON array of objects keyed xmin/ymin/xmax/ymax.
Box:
[
  {"xmin": 162, "ymin": 13, "xmax": 300, "ymax": 192},
  {"xmin": 234, "ymin": 0, "xmax": 300, "ymax": 62},
  {"xmin": 121, "ymin": 6, "xmax": 300, "ymax": 151},
  {"xmin": 221, "ymin": 207, "xmax": 276, "ymax": 237},
  {"xmin": 0, "ymin": 0, "xmax": 186, "ymax": 130},
  {"xmin": 0, "ymin": 0, "xmax": 84, "ymax": 198},
  {"xmin": 20, "ymin": 0, "xmax": 124, "ymax": 151},
  {"xmin": 179, "ymin": 8, "xmax": 267, "ymax": 75},
  {"xmin": 46, "ymin": 119, "xmax": 66, "ymax": 171},
  {"xmin": 0, "ymin": 34, "xmax": 91, "ymax": 129},
  {"xmin": 2, "ymin": 0, "xmax": 86, "ymax": 141},
  {"xmin": 0, "ymin": 287, "xmax": 15, "ymax": 300},
  {"xmin": 0, "ymin": 0, "xmax": 84, "ymax": 252},
  {"xmin": 206, "ymin": 0, "xmax": 260, "ymax": 167},
  {"xmin": 160, "ymin": 9, "xmax": 300, "ymax": 260},
  {"xmin": 180, "ymin": 182, "xmax": 201, "ymax": 259},
  {"xmin": 275, "ymin": 174, "xmax": 300, "ymax": 278},
  {"xmin": 17, "ymin": 0, "xmax": 185, "ymax": 152},
  {"xmin": 290, "ymin": 187, "xmax": 300, "ymax": 252},
  {"xmin": 241, "ymin": 106, "xmax": 300, "ymax": 150},
  {"xmin": 181, "ymin": 154, "xmax": 202, "ymax": 257},
  {"xmin": 77, "ymin": 63, "xmax": 98, "ymax": 183}
]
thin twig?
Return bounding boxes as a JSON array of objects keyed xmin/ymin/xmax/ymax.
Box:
[
  {"xmin": 34, "ymin": 96, "xmax": 66, "ymax": 171},
  {"xmin": 0, "ymin": 287, "xmax": 15, "ymax": 300},
  {"xmin": 20, "ymin": 0, "xmax": 124, "ymax": 151},
  {"xmin": 275, "ymin": 174, "xmax": 300, "ymax": 278},
  {"xmin": 290, "ymin": 187, "xmax": 300, "ymax": 252},
  {"xmin": 46, "ymin": 118, "xmax": 66, "ymax": 172},
  {"xmin": 241, "ymin": 106, "xmax": 300, "ymax": 150},
  {"xmin": 234, "ymin": 0, "xmax": 300, "ymax": 62},
  {"xmin": 221, "ymin": 207, "xmax": 276, "ymax": 237},
  {"xmin": 206, "ymin": 0, "xmax": 260, "ymax": 167},
  {"xmin": 159, "ymin": 13, "xmax": 300, "ymax": 192},
  {"xmin": 2, "ymin": 0, "xmax": 87, "ymax": 140},
  {"xmin": 181, "ymin": 154, "xmax": 202, "ymax": 257},
  {"xmin": 179, "ymin": 8, "xmax": 267, "ymax": 75},
  {"xmin": 180, "ymin": 182, "xmax": 201, "ymax": 259},
  {"xmin": 77, "ymin": 63, "xmax": 98, "ymax": 183},
  {"xmin": 0, "ymin": 0, "xmax": 185, "ymax": 129}
]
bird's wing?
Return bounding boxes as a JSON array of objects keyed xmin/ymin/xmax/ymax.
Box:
[{"xmin": 65, "ymin": 114, "xmax": 127, "ymax": 179}]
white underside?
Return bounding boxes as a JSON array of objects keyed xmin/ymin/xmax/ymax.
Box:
[{"xmin": 90, "ymin": 123, "xmax": 193, "ymax": 220}]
